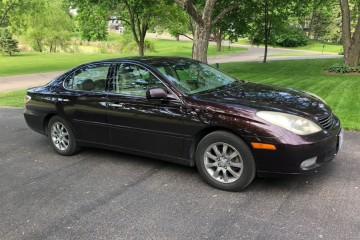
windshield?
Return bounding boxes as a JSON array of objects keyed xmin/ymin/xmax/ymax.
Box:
[{"xmin": 154, "ymin": 61, "xmax": 237, "ymax": 95}]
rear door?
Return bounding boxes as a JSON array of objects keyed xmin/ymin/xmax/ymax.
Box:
[
  {"xmin": 107, "ymin": 62, "xmax": 186, "ymax": 159},
  {"xmin": 59, "ymin": 62, "xmax": 113, "ymax": 144}
]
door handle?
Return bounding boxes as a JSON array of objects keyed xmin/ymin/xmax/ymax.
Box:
[
  {"xmin": 58, "ymin": 98, "xmax": 69, "ymax": 102},
  {"xmin": 108, "ymin": 103, "xmax": 124, "ymax": 108}
]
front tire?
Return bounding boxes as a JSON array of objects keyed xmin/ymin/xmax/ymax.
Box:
[
  {"xmin": 195, "ymin": 131, "xmax": 256, "ymax": 191},
  {"xmin": 48, "ymin": 116, "xmax": 80, "ymax": 156}
]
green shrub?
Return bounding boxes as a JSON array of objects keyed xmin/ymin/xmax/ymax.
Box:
[
  {"xmin": 328, "ymin": 63, "xmax": 360, "ymax": 73},
  {"xmin": 118, "ymin": 32, "xmax": 155, "ymax": 54},
  {"xmin": 275, "ymin": 28, "xmax": 308, "ymax": 47},
  {"xmin": 0, "ymin": 28, "xmax": 20, "ymax": 56}
]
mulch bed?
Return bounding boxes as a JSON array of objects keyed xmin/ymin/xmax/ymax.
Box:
[{"xmin": 322, "ymin": 70, "xmax": 360, "ymax": 75}]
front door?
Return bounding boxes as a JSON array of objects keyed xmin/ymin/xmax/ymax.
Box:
[{"xmin": 107, "ymin": 63, "xmax": 185, "ymax": 160}]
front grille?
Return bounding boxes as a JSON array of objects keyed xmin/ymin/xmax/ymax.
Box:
[{"xmin": 317, "ymin": 114, "xmax": 333, "ymax": 130}]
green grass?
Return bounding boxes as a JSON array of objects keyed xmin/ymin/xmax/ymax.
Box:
[
  {"xmin": 0, "ymin": 89, "xmax": 26, "ymax": 107},
  {"xmin": 0, "ymin": 38, "xmax": 246, "ymax": 76},
  {"xmin": 292, "ymin": 40, "xmax": 343, "ymax": 54},
  {"xmin": 1, "ymin": 58, "xmax": 358, "ymax": 131},
  {"xmin": 147, "ymin": 39, "xmax": 246, "ymax": 57},
  {"xmin": 0, "ymin": 52, "xmax": 120, "ymax": 76},
  {"xmin": 220, "ymin": 58, "xmax": 360, "ymax": 131}
]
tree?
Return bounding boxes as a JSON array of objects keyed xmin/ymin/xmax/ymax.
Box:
[
  {"xmin": 0, "ymin": 0, "xmax": 23, "ymax": 27},
  {"xmin": 340, "ymin": 0, "xmax": 360, "ymax": 67},
  {"xmin": 0, "ymin": 27, "xmax": 19, "ymax": 55},
  {"xmin": 21, "ymin": 0, "xmax": 74, "ymax": 52},
  {"xmin": 116, "ymin": 0, "xmax": 163, "ymax": 56},
  {"xmin": 75, "ymin": 0, "xmax": 163, "ymax": 56},
  {"xmin": 158, "ymin": 3, "xmax": 193, "ymax": 41},
  {"xmin": 173, "ymin": 0, "xmax": 240, "ymax": 62},
  {"xmin": 211, "ymin": 0, "xmax": 249, "ymax": 52},
  {"xmin": 75, "ymin": 1, "xmax": 109, "ymax": 41},
  {"xmin": 248, "ymin": 0, "xmax": 302, "ymax": 63}
]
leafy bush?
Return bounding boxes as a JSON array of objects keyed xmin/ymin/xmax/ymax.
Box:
[
  {"xmin": 118, "ymin": 32, "xmax": 155, "ymax": 54},
  {"xmin": 328, "ymin": 63, "xmax": 360, "ymax": 73},
  {"xmin": 249, "ymin": 27, "xmax": 308, "ymax": 47},
  {"xmin": 275, "ymin": 28, "xmax": 308, "ymax": 47}
]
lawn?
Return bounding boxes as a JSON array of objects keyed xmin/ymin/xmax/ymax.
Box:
[
  {"xmin": 0, "ymin": 89, "xmax": 26, "ymax": 107},
  {"xmin": 0, "ymin": 52, "xmax": 120, "ymax": 76},
  {"xmin": 0, "ymin": 39, "xmax": 246, "ymax": 76},
  {"xmin": 220, "ymin": 58, "xmax": 360, "ymax": 131},
  {"xmin": 1, "ymin": 58, "xmax": 359, "ymax": 131},
  {"xmin": 291, "ymin": 40, "xmax": 343, "ymax": 54}
]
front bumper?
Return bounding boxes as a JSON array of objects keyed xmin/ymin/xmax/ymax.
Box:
[{"xmin": 250, "ymin": 126, "xmax": 343, "ymax": 176}]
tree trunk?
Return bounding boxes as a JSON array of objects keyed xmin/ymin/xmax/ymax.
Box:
[
  {"xmin": 137, "ymin": 40, "xmax": 145, "ymax": 56},
  {"xmin": 263, "ymin": 0, "xmax": 269, "ymax": 63},
  {"xmin": 345, "ymin": 46, "xmax": 360, "ymax": 66},
  {"xmin": 174, "ymin": 0, "xmax": 239, "ymax": 62},
  {"xmin": 175, "ymin": 34, "xmax": 180, "ymax": 41},
  {"xmin": 340, "ymin": 0, "xmax": 360, "ymax": 67},
  {"xmin": 308, "ymin": 7, "xmax": 317, "ymax": 38},
  {"xmin": 215, "ymin": 30, "xmax": 222, "ymax": 52},
  {"xmin": 345, "ymin": 16, "xmax": 360, "ymax": 66},
  {"xmin": 193, "ymin": 24, "xmax": 211, "ymax": 63},
  {"xmin": 216, "ymin": 37, "xmax": 222, "ymax": 52},
  {"xmin": 36, "ymin": 39, "xmax": 42, "ymax": 52}
]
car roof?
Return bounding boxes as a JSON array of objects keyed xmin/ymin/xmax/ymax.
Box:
[{"xmin": 87, "ymin": 56, "xmax": 200, "ymax": 66}]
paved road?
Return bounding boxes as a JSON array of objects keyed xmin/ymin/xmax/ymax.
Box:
[
  {"xmin": 0, "ymin": 46, "xmax": 342, "ymax": 92},
  {"xmin": 0, "ymin": 71, "xmax": 63, "ymax": 93},
  {"xmin": 207, "ymin": 45, "xmax": 342, "ymax": 64},
  {"xmin": 1, "ymin": 108, "xmax": 359, "ymax": 240}
]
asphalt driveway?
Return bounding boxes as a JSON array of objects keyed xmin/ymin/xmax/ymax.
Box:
[{"xmin": 1, "ymin": 108, "xmax": 359, "ymax": 240}]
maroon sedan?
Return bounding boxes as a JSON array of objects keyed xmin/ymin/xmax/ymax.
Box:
[{"xmin": 24, "ymin": 57, "xmax": 343, "ymax": 191}]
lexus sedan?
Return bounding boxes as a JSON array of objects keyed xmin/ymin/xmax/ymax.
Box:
[{"xmin": 24, "ymin": 57, "xmax": 343, "ymax": 191}]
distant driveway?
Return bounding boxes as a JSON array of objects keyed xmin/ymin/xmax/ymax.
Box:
[
  {"xmin": 208, "ymin": 45, "xmax": 342, "ymax": 64},
  {"xmin": 0, "ymin": 71, "xmax": 63, "ymax": 92},
  {"xmin": 1, "ymin": 108, "xmax": 360, "ymax": 239}
]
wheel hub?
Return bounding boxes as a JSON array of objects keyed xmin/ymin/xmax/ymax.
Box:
[{"xmin": 219, "ymin": 158, "xmax": 227, "ymax": 167}]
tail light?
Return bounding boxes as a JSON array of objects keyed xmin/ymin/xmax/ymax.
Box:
[{"xmin": 24, "ymin": 95, "xmax": 31, "ymax": 104}]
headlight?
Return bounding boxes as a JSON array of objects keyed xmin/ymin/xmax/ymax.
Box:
[{"xmin": 256, "ymin": 111, "xmax": 322, "ymax": 135}]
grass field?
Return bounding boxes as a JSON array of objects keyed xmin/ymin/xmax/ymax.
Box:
[
  {"xmin": 0, "ymin": 39, "xmax": 246, "ymax": 76},
  {"xmin": 292, "ymin": 40, "xmax": 343, "ymax": 54},
  {"xmin": 220, "ymin": 58, "xmax": 359, "ymax": 131},
  {"xmin": 1, "ymin": 58, "xmax": 359, "ymax": 130}
]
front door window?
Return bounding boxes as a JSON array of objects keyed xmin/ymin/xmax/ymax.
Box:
[{"xmin": 111, "ymin": 64, "xmax": 165, "ymax": 97}]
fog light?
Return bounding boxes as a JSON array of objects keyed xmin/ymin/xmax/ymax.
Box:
[{"xmin": 300, "ymin": 157, "xmax": 317, "ymax": 169}]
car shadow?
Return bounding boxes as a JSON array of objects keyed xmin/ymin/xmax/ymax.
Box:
[{"xmin": 75, "ymin": 146, "xmax": 337, "ymax": 193}]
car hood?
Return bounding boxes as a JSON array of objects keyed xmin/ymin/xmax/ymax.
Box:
[{"xmin": 192, "ymin": 81, "xmax": 331, "ymax": 118}]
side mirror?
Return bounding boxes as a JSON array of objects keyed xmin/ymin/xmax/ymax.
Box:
[{"xmin": 146, "ymin": 88, "xmax": 177, "ymax": 100}]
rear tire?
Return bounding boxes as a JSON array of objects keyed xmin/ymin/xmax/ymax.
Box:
[
  {"xmin": 48, "ymin": 116, "xmax": 81, "ymax": 156},
  {"xmin": 195, "ymin": 131, "xmax": 256, "ymax": 191}
]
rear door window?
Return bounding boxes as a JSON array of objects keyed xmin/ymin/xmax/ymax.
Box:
[{"xmin": 64, "ymin": 63, "xmax": 111, "ymax": 92}]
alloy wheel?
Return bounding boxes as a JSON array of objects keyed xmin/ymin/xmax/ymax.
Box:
[
  {"xmin": 51, "ymin": 122, "xmax": 70, "ymax": 151},
  {"xmin": 204, "ymin": 142, "xmax": 244, "ymax": 183}
]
